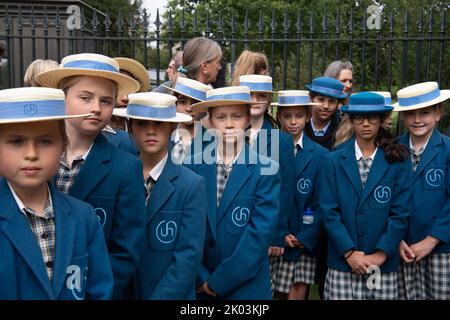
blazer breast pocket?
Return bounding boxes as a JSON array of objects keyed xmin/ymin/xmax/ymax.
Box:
[
  {"xmin": 148, "ymin": 211, "xmax": 182, "ymax": 251},
  {"xmin": 423, "ymin": 166, "xmax": 446, "ymax": 190},
  {"xmin": 368, "ymin": 179, "xmax": 394, "ymax": 210},
  {"xmin": 296, "ymin": 173, "xmax": 315, "ymax": 199},
  {"xmin": 85, "ymin": 196, "xmax": 115, "ymax": 229},
  {"xmin": 225, "ymin": 197, "xmax": 255, "ymax": 235},
  {"xmin": 64, "ymin": 254, "xmax": 89, "ymax": 300}
]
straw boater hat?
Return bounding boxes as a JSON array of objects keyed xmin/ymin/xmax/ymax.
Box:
[
  {"xmin": 36, "ymin": 53, "xmax": 140, "ymax": 97},
  {"xmin": 114, "ymin": 57, "xmax": 150, "ymax": 92},
  {"xmin": 370, "ymin": 91, "xmax": 394, "ymax": 106},
  {"xmin": 163, "ymin": 77, "xmax": 212, "ymax": 102},
  {"xmin": 340, "ymin": 92, "xmax": 394, "ymax": 114},
  {"xmin": 239, "ymin": 75, "xmax": 274, "ymax": 93},
  {"xmin": 393, "ymin": 81, "xmax": 450, "ymax": 112},
  {"xmin": 113, "ymin": 92, "xmax": 192, "ymax": 123},
  {"xmin": 271, "ymin": 90, "xmax": 321, "ymax": 107},
  {"xmin": 305, "ymin": 77, "xmax": 348, "ymax": 100},
  {"xmin": 191, "ymin": 86, "xmax": 252, "ymax": 113},
  {"xmin": 0, "ymin": 87, "xmax": 90, "ymax": 124}
]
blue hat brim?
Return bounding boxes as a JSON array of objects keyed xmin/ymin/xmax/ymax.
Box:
[
  {"xmin": 305, "ymin": 84, "xmax": 348, "ymax": 99},
  {"xmin": 340, "ymin": 105, "xmax": 394, "ymax": 114}
]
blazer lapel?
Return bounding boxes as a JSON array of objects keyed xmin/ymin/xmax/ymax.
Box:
[
  {"xmin": 413, "ymin": 130, "xmax": 442, "ymax": 181},
  {"xmin": 69, "ymin": 135, "xmax": 111, "ymax": 200},
  {"xmin": 360, "ymin": 149, "xmax": 390, "ymax": 204},
  {"xmin": 296, "ymin": 136, "xmax": 313, "ymax": 177},
  {"xmin": 199, "ymin": 161, "xmax": 218, "ymax": 241},
  {"xmin": 50, "ymin": 185, "xmax": 76, "ymax": 297},
  {"xmin": 340, "ymin": 140, "xmax": 363, "ymax": 198},
  {"xmin": 0, "ymin": 179, "xmax": 54, "ymax": 299},
  {"xmin": 147, "ymin": 158, "xmax": 177, "ymax": 223},
  {"xmin": 217, "ymin": 146, "xmax": 252, "ymax": 223}
]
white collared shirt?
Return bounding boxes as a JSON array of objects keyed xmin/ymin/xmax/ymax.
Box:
[
  {"xmin": 409, "ymin": 136, "xmax": 430, "ymax": 154},
  {"xmin": 7, "ymin": 181, "xmax": 53, "ymax": 217},
  {"xmin": 147, "ymin": 153, "xmax": 169, "ymax": 182},
  {"xmin": 355, "ymin": 140, "xmax": 377, "ymax": 161},
  {"xmin": 102, "ymin": 125, "xmax": 117, "ymax": 135},
  {"xmin": 216, "ymin": 144, "xmax": 244, "ymax": 166},
  {"xmin": 310, "ymin": 118, "xmax": 331, "ymax": 137},
  {"xmin": 295, "ymin": 132, "xmax": 304, "ymax": 150}
]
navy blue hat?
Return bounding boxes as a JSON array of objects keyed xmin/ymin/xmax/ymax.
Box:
[
  {"xmin": 340, "ymin": 92, "xmax": 394, "ymax": 114},
  {"xmin": 305, "ymin": 77, "xmax": 348, "ymax": 99}
]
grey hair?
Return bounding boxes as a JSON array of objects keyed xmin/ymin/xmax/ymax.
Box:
[{"xmin": 324, "ymin": 60, "xmax": 353, "ymax": 79}]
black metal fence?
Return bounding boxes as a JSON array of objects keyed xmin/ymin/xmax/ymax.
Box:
[{"xmin": 0, "ymin": 3, "xmax": 449, "ymax": 94}]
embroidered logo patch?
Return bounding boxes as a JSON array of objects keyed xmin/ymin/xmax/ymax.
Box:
[
  {"xmin": 425, "ymin": 168, "xmax": 445, "ymax": 187},
  {"xmin": 23, "ymin": 103, "xmax": 38, "ymax": 115},
  {"xmin": 374, "ymin": 186, "xmax": 391, "ymax": 204},
  {"xmin": 231, "ymin": 206, "xmax": 250, "ymax": 227},
  {"xmin": 66, "ymin": 265, "xmax": 88, "ymax": 300},
  {"xmin": 94, "ymin": 207, "xmax": 107, "ymax": 227},
  {"xmin": 156, "ymin": 220, "xmax": 177, "ymax": 244},
  {"xmin": 297, "ymin": 178, "xmax": 312, "ymax": 194}
]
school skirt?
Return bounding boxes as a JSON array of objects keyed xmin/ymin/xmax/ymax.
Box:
[
  {"xmin": 324, "ymin": 268, "xmax": 398, "ymax": 300},
  {"xmin": 398, "ymin": 252, "xmax": 450, "ymax": 300},
  {"xmin": 273, "ymin": 255, "xmax": 317, "ymax": 293}
]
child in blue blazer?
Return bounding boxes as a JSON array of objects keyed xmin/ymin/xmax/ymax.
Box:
[
  {"xmin": 394, "ymin": 82, "xmax": 450, "ymax": 300},
  {"xmin": 164, "ymin": 76, "xmax": 212, "ymax": 163},
  {"xmin": 187, "ymin": 86, "xmax": 281, "ymax": 300},
  {"xmin": 318, "ymin": 92, "xmax": 413, "ymax": 300},
  {"xmin": 0, "ymin": 87, "xmax": 112, "ymax": 299},
  {"xmin": 114, "ymin": 92, "xmax": 207, "ymax": 299},
  {"xmin": 238, "ymin": 75, "xmax": 295, "ymax": 293},
  {"xmin": 273, "ymin": 90, "xmax": 327, "ymax": 300},
  {"xmin": 36, "ymin": 53, "xmax": 147, "ymax": 299}
]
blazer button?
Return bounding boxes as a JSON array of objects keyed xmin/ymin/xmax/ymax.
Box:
[{"xmin": 359, "ymin": 210, "xmax": 365, "ymax": 217}]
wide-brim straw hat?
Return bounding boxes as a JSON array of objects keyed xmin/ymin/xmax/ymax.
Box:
[
  {"xmin": 162, "ymin": 77, "xmax": 211, "ymax": 102},
  {"xmin": 113, "ymin": 92, "xmax": 192, "ymax": 123},
  {"xmin": 0, "ymin": 87, "xmax": 91, "ymax": 124},
  {"xmin": 114, "ymin": 57, "xmax": 150, "ymax": 92},
  {"xmin": 191, "ymin": 86, "xmax": 253, "ymax": 113},
  {"xmin": 305, "ymin": 76, "xmax": 348, "ymax": 99},
  {"xmin": 239, "ymin": 75, "xmax": 274, "ymax": 93},
  {"xmin": 393, "ymin": 82, "xmax": 450, "ymax": 111},
  {"xmin": 340, "ymin": 92, "xmax": 394, "ymax": 114},
  {"xmin": 36, "ymin": 53, "xmax": 140, "ymax": 97},
  {"xmin": 271, "ymin": 90, "xmax": 321, "ymax": 107}
]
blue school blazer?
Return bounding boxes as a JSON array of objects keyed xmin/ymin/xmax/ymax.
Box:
[
  {"xmin": 135, "ymin": 157, "xmax": 207, "ymax": 300},
  {"xmin": 187, "ymin": 144, "xmax": 281, "ymax": 300},
  {"xmin": 103, "ymin": 128, "xmax": 138, "ymax": 156},
  {"xmin": 59, "ymin": 134, "xmax": 146, "ymax": 299},
  {"xmin": 283, "ymin": 134, "xmax": 328, "ymax": 262},
  {"xmin": 0, "ymin": 179, "xmax": 113, "ymax": 300},
  {"xmin": 251, "ymin": 117, "xmax": 295, "ymax": 247},
  {"xmin": 168, "ymin": 125, "xmax": 216, "ymax": 163},
  {"xmin": 318, "ymin": 139, "xmax": 413, "ymax": 272},
  {"xmin": 398, "ymin": 129, "xmax": 450, "ymax": 253}
]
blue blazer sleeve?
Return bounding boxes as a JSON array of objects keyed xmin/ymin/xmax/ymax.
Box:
[
  {"xmin": 207, "ymin": 163, "xmax": 281, "ymax": 297},
  {"xmin": 110, "ymin": 158, "xmax": 146, "ymax": 299},
  {"xmin": 319, "ymin": 156, "xmax": 356, "ymax": 257},
  {"xmin": 375, "ymin": 160, "xmax": 413, "ymax": 258},
  {"xmin": 150, "ymin": 176, "xmax": 207, "ymax": 299},
  {"xmin": 272, "ymin": 134, "xmax": 296, "ymax": 247},
  {"xmin": 86, "ymin": 207, "xmax": 114, "ymax": 300},
  {"xmin": 428, "ymin": 152, "xmax": 450, "ymax": 244}
]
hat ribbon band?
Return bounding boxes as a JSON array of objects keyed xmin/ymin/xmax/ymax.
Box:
[
  {"xmin": 64, "ymin": 60, "xmax": 119, "ymax": 73},
  {"xmin": 310, "ymin": 85, "xmax": 346, "ymax": 97},
  {"xmin": 240, "ymin": 82, "xmax": 273, "ymax": 91},
  {"xmin": 347, "ymin": 104, "xmax": 388, "ymax": 111},
  {"xmin": 398, "ymin": 87, "xmax": 440, "ymax": 107},
  {"xmin": 278, "ymin": 96, "xmax": 310, "ymax": 105},
  {"xmin": 0, "ymin": 100, "xmax": 65, "ymax": 119},
  {"xmin": 208, "ymin": 92, "xmax": 251, "ymax": 102},
  {"xmin": 174, "ymin": 82, "xmax": 207, "ymax": 101},
  {"xmin": 128, "ymin": 103, "xmax": 176, "ymax": 119}
]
